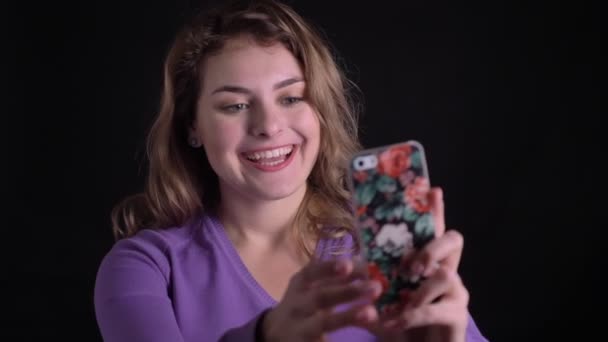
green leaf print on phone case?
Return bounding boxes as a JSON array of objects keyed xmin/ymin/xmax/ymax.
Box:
[
  {"xmin": 350, "ymin": 141, "xmax": 435, "ymax": 313},
  {"xmin": 414, "ymin": 214, "xmax": 435, "ymax": 243},
  {"xmin": 357, "ymin": 183, "xmax": 377, "ymax": 206}
]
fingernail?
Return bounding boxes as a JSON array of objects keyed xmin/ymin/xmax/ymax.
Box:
[
  {"xmin": 423, "ymin": 261, "xmax": 440, "ymax": 277},
  {"xmin": 355, "ymin": 308, "xmax": 372, "ymax": 322},
  {"xmin": 335, "ymin": 259, "xmax": 348, "ymax": 274},
  {"xmin": 383, "ymin": 320, "xmax": 398, "ymax": 329},
  {"xmin": 366, "ymin": 282, "xmax": 381, "ymax": 296},
  {"xmin": 411, "ymin": 262, "xmax": 424, "ymax": 276}
]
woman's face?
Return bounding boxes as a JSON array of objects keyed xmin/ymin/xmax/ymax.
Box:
[{"xmin": 191, "ymin": 35, "xmax": 321, "ymax": 203}]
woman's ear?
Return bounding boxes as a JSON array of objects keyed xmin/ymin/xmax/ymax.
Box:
[{"xmin": 188, "ymin": 123, "xmax": 202, "ymax": 148}]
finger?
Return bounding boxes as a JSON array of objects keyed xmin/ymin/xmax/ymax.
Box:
[
  {"xmin": 399, "ymin": 247, "xmax": 417, "ymax": 269},
  {"xmin": 404, "ymin": 267, "xmax": 461, "ymax": 309},
  {"xmin": 409, "ymin": 230, "xmax": 463, "ymax": 277},
  {"xmin": 383, "ymin": 301, "xmax": 466, "ymax": 331},
  {"xmin": 293, "ymin": 258, "xmax": 355, "ymax": 291},
  {"xmin": 400, "ymin": 187, "xmax": 444, "ymax": 272},
  {"xmin": 302, "ymin": 280, "xmax": 382, "ymax": 315},
  {"xmin": 310, "ymin": 258, "xmax": 369, "ymax": 288},
  {"xmin": 428, "ymin": 187, "xmax": 446, "ymax": 237},
  {"xmin": 382, "ymin": 271, "xmax": 469, "ymax": 332},
  {"xmin": 299, "ymin": 304, "xmax": 379, "ymax": 337},
  {"xmin": 377, "ymin": 302, "xmax": 406, "ymax": 322}
]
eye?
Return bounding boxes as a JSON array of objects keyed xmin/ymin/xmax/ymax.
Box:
[
  {"xmin": 221, "ymin": 103, "xmax": 249, "ymax": 113},
  {"xmin": 280, "ymin": 96, "xmax": 304, "ymax": 106}
]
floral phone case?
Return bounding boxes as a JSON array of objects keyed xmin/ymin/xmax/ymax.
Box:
[{"xmin": 347, "ymin": 140, "xmax": 435, "ymax": 313}]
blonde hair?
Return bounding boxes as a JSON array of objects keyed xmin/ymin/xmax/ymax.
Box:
[{"xmin": 112, "ymin": 0, "xmax": 362, "ymax": 257}]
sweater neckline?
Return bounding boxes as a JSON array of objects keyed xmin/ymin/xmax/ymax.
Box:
[{"xmin": 206, "ymin": 214, "xmax": 326, "ymax": 306}]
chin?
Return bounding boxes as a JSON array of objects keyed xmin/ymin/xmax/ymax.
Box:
[{"xmin": 248, "ymin": 182, "xmax": 307, "ymax": 202}]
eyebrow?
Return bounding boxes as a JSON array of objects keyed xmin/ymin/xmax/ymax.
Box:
[{"xmin": 211, "ymin": 77, "xmax": 304, "ymax": 95}]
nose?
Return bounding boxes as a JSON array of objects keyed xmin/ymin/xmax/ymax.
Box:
[{"xmin": 249, "ymin": 102, "xmax": 284, "ymax": 138}]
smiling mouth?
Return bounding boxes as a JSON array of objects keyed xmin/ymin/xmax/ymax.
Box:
[{"xmin": 243, "ymin": 144, "xmax": 295, "ymax": 166}]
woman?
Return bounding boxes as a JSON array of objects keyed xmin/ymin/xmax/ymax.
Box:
[{"xmin": 94, "ymin": 1, "xmax": 488, "ymax": 341}]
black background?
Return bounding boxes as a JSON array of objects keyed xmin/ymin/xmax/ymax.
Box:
[{"xmin": 6, "ymin": 0, "xmax": 602, "ymax": 340}]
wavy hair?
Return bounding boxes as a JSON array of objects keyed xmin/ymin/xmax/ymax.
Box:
[{"xmin": 111, "ymin": 0, "xmax": 363, "ymax": 257}]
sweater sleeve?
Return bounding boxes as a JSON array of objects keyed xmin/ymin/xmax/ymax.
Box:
[
  {"xmin": 93, "ymin": 236, "xmax": 184, "ymax": 342},
  {"xmin": 93, "ymin": 235, "xmax": 265, "ymax": 342},
  {"xmin": 466, "ymin": 313, "xmax": 489, "ymax": 342}
]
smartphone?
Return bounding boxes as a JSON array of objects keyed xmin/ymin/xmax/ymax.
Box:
[{"xmin": 347, "ymin": 140, "xmax": 435, "ymax": 313}]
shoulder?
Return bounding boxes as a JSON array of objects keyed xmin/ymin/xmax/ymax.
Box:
[
  {"xmin": 100, "ymin": 221, "xmax": 195, "ymax": 269},
  {"xmin": 94, "ymin": 215, "xmax": 216, "ymax": 300}
]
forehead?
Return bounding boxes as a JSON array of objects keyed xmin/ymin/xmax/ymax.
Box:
[{"xmin": 200, "ymin": 36, "xmax": 304, "ymax": 90}]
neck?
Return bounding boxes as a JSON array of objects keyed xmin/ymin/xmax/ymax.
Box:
[{"xmin": 217, "ymin": 182, "xmax": 309, "ymax": 252}]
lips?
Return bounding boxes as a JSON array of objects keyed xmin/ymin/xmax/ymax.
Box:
[
  {"xmin": 243, "ymin": 144, "xmax": 294, "ymax": 162},
  {"xmin": 241, "ymin": 144, "xmax": 297, "ymax": 171}
]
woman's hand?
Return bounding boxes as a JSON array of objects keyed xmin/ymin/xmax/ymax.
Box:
[
  {"xmin": 379, "ymin": 188, "xmax": 470, "ymax": 342},
  {"xmin": 262, "ymin": 258, "xmax": 383, "ymax": 342}
]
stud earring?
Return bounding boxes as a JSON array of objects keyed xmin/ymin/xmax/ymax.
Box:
[{"xmin": 189, "ymin": 138, "xmax": 200, "ymax": 148}]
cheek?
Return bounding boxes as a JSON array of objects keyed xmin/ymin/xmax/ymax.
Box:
[
  {"xmin": 199, "ymin": 118, "xmax": 244, "ymax": 158},
  {"xmin": 200, "ymin": 122, "xmax": 242, "ymax": 177},
  {"xmin": 295, "ymin": 108, "xmax": 321, "ymax": 143}
]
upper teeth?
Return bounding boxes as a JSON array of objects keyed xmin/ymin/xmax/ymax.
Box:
[{"xmin": 246, "ymin": 145, "xmax": 294, "ymax": 160}]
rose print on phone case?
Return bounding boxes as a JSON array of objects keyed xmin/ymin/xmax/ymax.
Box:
[
  {"xmin": 349, "ymin": 141, "xmax": 435, "ymax": 312},
  {"xmin": 374, "ymin": 223, "xmax": 413, "ymax": 257}
]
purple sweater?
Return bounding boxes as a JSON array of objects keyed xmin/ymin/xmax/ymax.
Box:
[{"xmin": 94, "ymin": 214, "xmax": 488, "ymax": 341}]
